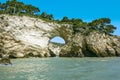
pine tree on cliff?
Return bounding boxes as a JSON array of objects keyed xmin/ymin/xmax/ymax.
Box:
[
  {"xmin": 61, "ymin": 16, "xmax": 69, "ymax": 22},
  {"xmin": 61, "ymin": 16, "xmax": 116, "ymax": 35},
  {"xmin": 88, "ymin": 18, "xmax": 116, "ymax": 34},
  {"xmin": 0, "ymin": 0, "xmax": 40, "ymax": 15},
  {"xmin": 24, "ymin": 4, "xmax": 40, "ymax": 15},
  {"xmin": 40, "ymin": 12, "xmax": 54, "ymax": 20}
]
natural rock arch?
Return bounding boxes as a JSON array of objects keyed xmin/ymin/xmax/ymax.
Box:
[
  {"xmin": 0, "ymin": 15, "xmax": 72, "ymax": 58},
  {"xmin": 1, "ymin": 15, "xmax": 120, "ymax": 58}
]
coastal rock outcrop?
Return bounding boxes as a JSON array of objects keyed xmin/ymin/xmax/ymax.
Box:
[
  {"xmin": 0, "ymin": 15, "xmax": 63, "ymax": 58},
  {"xmin": 0, "ymin": 15, "xmax": 120, "ymax": 58},
  {"xmin": 60, "ymin": 31, "xmax": 120, "ymax": 57},
  {"xmin": 85, "ymin": 32, "xmax": 120, "ymax": 57}
]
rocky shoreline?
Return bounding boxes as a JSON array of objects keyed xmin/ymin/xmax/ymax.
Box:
[
  {"xmin": 60, "ymin": 32, "xmax": 120, "ymax": 57},
  {"xmin": 0, "ymin": 15, "xmax": 120, "ymax": 58}
]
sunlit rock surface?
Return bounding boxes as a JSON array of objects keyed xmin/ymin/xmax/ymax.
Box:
[{"xmin": 0, "ymin": 15, "xmax": 64, "ymax": 58}]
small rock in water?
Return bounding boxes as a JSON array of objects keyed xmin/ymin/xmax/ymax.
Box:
[{"xmin": 0, "ymin": 54, "xmax": 12, "ymax": 65}]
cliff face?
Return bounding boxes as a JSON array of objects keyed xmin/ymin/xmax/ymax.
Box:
[
  {"xmin": 59, "ymin": 32, "xmax": 120, "ymax": 57},
  {"xmin": 86, "ymin": 32, "xmax": 120, "ymax": 57},
  {"xmin": 0, "ymin": 15, "xmax": 120, "ymax": 58},
  {"xmin": 0, "ymin": 15, "xmax": 63, "ymax": 58}
]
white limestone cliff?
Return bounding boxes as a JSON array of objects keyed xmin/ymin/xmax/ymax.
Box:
[{"xmin": 0, "ymin": 15, "xmax": 61, "ymax": 58}]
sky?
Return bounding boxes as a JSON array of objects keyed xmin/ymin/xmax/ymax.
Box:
[{"xmin": 0, "ymin": 0, "xmax": 120, "ymax": 43}]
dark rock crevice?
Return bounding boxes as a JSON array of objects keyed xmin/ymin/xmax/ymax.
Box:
[{"xmin": 83, "ymin": 45, "xmax": 98, "ymax": 57}]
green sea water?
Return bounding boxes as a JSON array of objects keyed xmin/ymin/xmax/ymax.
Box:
[{"xmin": 0, "ymin": 57, "xmax": 120, "ymax": 80}]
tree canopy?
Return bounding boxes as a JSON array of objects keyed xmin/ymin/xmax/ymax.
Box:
[
  {"xmin": 0, "ymin": 0, "xmax": 40, "ymax": 15},
  {"xmin": 40, "ymin": 12, "xmax": 54, "ymax": 20},
  {"xmin": 61, "ymin": 17, "xmax": 116, "ymax": 35},
  {"xmin": 0, "ymin": 0, "xmax": 116, "ymax": 35}
]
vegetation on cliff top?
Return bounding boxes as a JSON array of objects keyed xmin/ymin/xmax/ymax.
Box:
[{"xmin": 0, "ymin": 0, "xmax": 116, "ymax": 35}]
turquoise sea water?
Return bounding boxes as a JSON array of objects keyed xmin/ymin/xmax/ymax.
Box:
[{"xmin": 0, "ymin": 57, "xmax": 120, "ymax": 80}]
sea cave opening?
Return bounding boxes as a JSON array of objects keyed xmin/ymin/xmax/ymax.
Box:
[{"xmin": 49, "ymin": 36, "xmax": 66, "ymax": 56}]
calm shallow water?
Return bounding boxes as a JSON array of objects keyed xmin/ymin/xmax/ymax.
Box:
[{"xmin": 0, "ymin": 57, "xmax": 120, "ymax": 80}]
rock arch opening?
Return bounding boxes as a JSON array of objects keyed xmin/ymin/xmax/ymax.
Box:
[
  {"xmin": 49, "ymin": 36, "xmax": 66, "ymax": 57},
  {"xmin": 50, "ymin": 36, "xmax": 66, "ymax": 44}
]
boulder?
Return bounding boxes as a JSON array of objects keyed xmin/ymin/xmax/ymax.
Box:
[{"xmin": 0, "ymin": 54, "xmax": 12, "ymax": 65}]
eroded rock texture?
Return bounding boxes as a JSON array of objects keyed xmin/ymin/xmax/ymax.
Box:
[
  {"xmin": 0, "ymin": 15, "xmax": 120, "ymax": 58},
  {"xmin": 0, "ymin": 15, "xmax": 63, "ymax": 58},
  {"xmin": 60, "ymin": 32, "xmax": 120, "ymax": 57}
]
